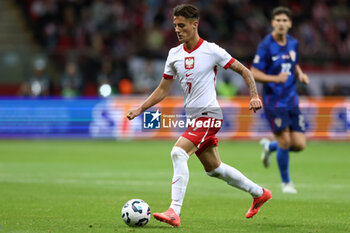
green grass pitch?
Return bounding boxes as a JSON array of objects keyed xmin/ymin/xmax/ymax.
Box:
[{"xmin": 0, "ymin": 140, "xmax": 349, "ymax": 233}]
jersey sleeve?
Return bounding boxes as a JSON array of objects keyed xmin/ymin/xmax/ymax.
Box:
[
  {"xmin": 252, "ymin": 42, "xmax": 269, "ymax": 71},
  {"xmin": 210, "ymin": 43, "xmax": 235, "ymax": 70},
  {"xmin": 163, "ymin": 49, "xmax": 176, "ymax": 79}
]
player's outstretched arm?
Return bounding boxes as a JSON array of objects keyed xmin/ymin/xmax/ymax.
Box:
[
  {"xmin": 295, "ymin": 64, "xmax": 309, "ymax": 84},
  {"xmin": 126, "ymin": 78, "xmax": 174, "ymax": 120},
  {"xmin": 229, "ymin": 60, "xmax": 262, "ymax": 113},
  {"xmin": 250, "ymin": 67, "xmax": 288, "ymax": 83}
]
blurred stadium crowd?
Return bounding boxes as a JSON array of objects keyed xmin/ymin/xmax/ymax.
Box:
[{"xmin": 13, "ymin": 0, "xmax": 350, "ymax": 97}]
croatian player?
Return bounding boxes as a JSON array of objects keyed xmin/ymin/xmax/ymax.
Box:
[
  {"xmin": 127, "ymin": 4, "xmax": 271, "ymax": 227},
  {"xmin": 251, "ymin": 7, "xmax": 309, "ymax": 194}
]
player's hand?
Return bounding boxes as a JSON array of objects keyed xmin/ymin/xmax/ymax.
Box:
[
  {"xmin": 249, "ymin": 97, "xmax": 262, "ymax": 113},
  {"xmin": 298, "ymin": 72, "xmax": 309, "ymax": 84},
  {"xmin": 276, "ymin": 73, "xmax": 288, "ymax": 83},
  {"xmin": 126, "ymin": 109, "xmax": 141, "ymax": 120}
]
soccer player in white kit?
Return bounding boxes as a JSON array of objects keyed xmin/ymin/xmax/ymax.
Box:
[{"xmin": 126, "ymin": 4, "xmax": 271, "ymax": 227}]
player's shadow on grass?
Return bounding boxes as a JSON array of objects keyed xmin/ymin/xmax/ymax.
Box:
[
  {"xmin": 117, "ymin": 225, "xmax": 172, "ymax": 231},
  {"xmin": 262, "ymin": 223, "xmax": 299, "ymax": 229},
  {"xmin": 144, "ymin": 225, "xmax": 176, "ymax": 229}
]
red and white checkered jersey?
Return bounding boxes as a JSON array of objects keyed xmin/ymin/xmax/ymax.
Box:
[{"xmin": 163, "ymin": 38, "xmax": 235, "ymax": 119}]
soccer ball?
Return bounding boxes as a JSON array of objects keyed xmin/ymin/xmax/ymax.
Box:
[{"xmin": 121, "ymin": 199, "xmax": 151, "ymax": 227}]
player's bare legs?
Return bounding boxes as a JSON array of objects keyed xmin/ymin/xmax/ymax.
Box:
[
  {"xmin": 174, "ymin": 136, "xmax": 198, "ymax": 155},
  {"xmin": 275, "ymin": 128, "xmax": 291, "ymax": 149},
  {"xmin": 197, "ymin": 145, "xmax": 221, "ymax": 172},
  {"xmin": 290, "ymin": 131, "xmax": 306, "ymax": 152},
  {"xmin": 153, "ymin": 137, "xmax": 196, "ymax": 227},
  {"xmin": 199, "ymin": 145, "xmax": 270, "ymax": 218}
]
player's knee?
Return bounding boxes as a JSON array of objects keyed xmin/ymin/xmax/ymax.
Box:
[
  {"xmin": 171, "ymin": 146, "xmax": 189, "ymax": 161},
  {"xmin": 278, "ymin": 137, "xmax": 291, "ymax": 149},
  {"xmin": 291, "ymin": 141, "xmax": 306, "ymax": 152}
]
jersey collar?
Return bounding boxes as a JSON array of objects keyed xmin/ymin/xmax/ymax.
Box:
[{"xmin": 183, "ymin": 38, "xmax": 204, "ymax": 53}]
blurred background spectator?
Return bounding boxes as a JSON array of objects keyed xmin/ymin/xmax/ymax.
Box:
[
  {"xmin": 128, "ymin": 57, "xmax": 165, "ymax": 94},
  {"xmin": 0, "ymin": 0, "xmax": 349, "ymax": 97},
  {"xmin": 17, "ymin": 58, "xmax": 52, "ymax": 97},
  {"xmin": 60, "ymin": 61, "xmax": 84, "ymax": 97}
]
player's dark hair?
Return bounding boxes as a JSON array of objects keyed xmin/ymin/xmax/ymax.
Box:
[
  {"xmin": 271, "ymin": 6, "xmax": 292, "ymax": 20},
  {"xmin": 173, "ymin": 4, "xmax": 200, "ymax": 20}
]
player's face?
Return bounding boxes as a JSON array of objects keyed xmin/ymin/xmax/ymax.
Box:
[
  {"xmin": 173, "ymin": 16, "xmax": 198, "ymax": 43},
  {"xmin": 271, "ymin": 14, "xmax": 292, "ymax": 36}
]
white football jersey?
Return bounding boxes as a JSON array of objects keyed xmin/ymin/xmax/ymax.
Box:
[{"xmin": 163, "ymin": 38, "xmax": 235, "ymax": 119}]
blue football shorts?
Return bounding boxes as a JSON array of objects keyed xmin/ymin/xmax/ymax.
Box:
[{"xmin": 264, "ymin": 107, "xmax": 305, "ymax": 133}]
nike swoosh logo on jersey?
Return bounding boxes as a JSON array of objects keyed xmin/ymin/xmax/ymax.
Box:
[
  {"xmin": 188, "ymin": 132, "xmax": 197, "ymax": 136},
  {"xmin": 185, "ymin": 73, "xmax": 193, "ymax": 77}
]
